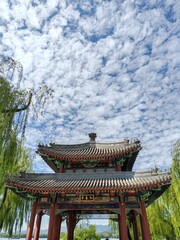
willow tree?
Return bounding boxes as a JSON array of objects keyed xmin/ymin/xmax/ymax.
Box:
[
  {"xmin": 109, "ymin": 215, "xmax": 118, "ymax": 237},
  {"xmin": 0, "ymin": 57, "xmax": 53, "ymax": 235},
  {"xmin": 147, "ymin": 141, "xmax": 180, "ymax": 240},
  {"xmin": 109, "ymin": 142, "xmax": 180, "ymax": 239}
]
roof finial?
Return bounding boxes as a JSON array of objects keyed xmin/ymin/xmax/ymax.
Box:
[{"xmin": 89, "ymin": 132, "xmax": 97, "ymax": 142}]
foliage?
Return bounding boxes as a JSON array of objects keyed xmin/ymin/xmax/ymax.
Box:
[
  {"xmin": 0, "ymin": 58, "xmax": 32, "ymax": 192},
  {"xmin": 109, "ymin": 142, "xmax": 180, "ymax": 239},
  {"xmin": 109, "ymin": 216, "xmax": 133, "ymax": 239},
  {"xmin": 61, "ymin": 225, "xmax": 101, "ymax": 240},
  {"xmin": 147, "ymin": 141, "xmax": 180, "ymax": 240},
  {"xmin": 0, "ymin": 57, "xmax": 53, "ymax": 235},
  {"xmin": 0, "ymin": 190, "xmax": 30, "ymax": 236},
  {"xmin": 109, "ymin": 215, "xmax": 118, "ymax": 237},
  {"xmin": 0, "ymin": 59, "xmax": 32, "ymax": 178},
  {"xmin": 0, "ymin": 128, "xmax": 32, "ymax": 235}
]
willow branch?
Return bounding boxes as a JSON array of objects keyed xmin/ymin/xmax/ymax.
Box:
[
  {"xmin": 3, "ymin": 92, "xmax": 32, "ymax": 113},
  {"xmin": 0, "ymin": 187, "xmax": 7, "ymax": 210}
]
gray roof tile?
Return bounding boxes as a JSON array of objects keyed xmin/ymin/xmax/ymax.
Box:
[{"xmin": 6, "ymin": 171, "xmax": 171, "ymax": 193}]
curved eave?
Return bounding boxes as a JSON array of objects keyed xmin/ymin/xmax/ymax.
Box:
[
  {"xmin": 37, "ymin": 144, "xmax": 142, "ymax": 172},
  {"xmin": 43, "ymin": 157, "xmax": 59, "ymax": 173},
  {"xmin": 5, "ymin": 172, "xmax": 171, "ymax": 196},
  {"xmin": 43, "ymin": 139, "xmax": 138, "ymax": 150},
  {"xmin": 122, "ymin": 151, "xmax": 139, "ymax": 171},
  {"xmin": 37, "ymin": 144, "xmax": 141, "ymax": 161},
  {"xmin": 146, "ymin": 184, "xmax": 170, "ymax": 206}
]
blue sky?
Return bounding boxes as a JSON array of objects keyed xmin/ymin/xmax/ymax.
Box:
[
  {"xmin": 0, "ymin": 0, "xmax": 179, "ymax": 173},
  {"xmin": 0, "ymin": 0, "xmax": 179, "ymax": 231}
]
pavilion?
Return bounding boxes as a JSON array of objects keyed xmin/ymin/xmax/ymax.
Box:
[{"xmin": 5, "ymin": 133, "xmax": 171, "ymax": 240}]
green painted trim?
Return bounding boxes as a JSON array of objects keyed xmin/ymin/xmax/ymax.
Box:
[
  {"xmin": 117, "ymin": 157, "xmax": 126, "ymax": 166},
  {"xmin": 54, "ymin": 160, "xmax": 63, "ymax": 167},
  {"xmin": 151, "ymin": 186, "xmax": 162, "ymax": 191},
  {"xmin": 139, "ymin": 191, "xmax": 152, "ymax": 201}
]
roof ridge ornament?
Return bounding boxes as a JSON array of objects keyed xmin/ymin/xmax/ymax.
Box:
[{"xmin": 88, "ymin": 132, "xmax": 97, "ymax": 142}]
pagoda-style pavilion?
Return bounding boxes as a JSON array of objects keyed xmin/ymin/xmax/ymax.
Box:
[{"xmin": 5, "ymin": 133, "xmax": 171, "ymax": 240}]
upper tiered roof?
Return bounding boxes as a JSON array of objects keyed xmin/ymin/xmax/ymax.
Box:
[{"xmin": 37, "ymin": 133, "xmax": 142, "ymax": 172}]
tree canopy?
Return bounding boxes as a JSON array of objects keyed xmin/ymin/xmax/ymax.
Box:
[
  {"xmin": 61, "ymin": 225, "xmax": 101, "ymax": 240},
  {"xmin": 0, "ymin": 57, "xmax": 53, "ymax": 235},
  {"xmin": 147, "ymin": 141, "xmax": 180, "ymax": 239},
  {"xmin": 109, "ymin": 141, "xmax": 180, "ymax": 239}
]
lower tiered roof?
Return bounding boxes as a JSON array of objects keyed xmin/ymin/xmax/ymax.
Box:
[{"xmin": 5, "ymin": 171, "xmax": 171, "ymax": 205}]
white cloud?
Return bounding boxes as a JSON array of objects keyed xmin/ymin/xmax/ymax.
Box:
[{"xmin": 0, "ymin": 0, "xmax": 179, "ymax": 178}]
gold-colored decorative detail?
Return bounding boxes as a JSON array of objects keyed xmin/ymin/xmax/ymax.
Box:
[{"xmin": 79, "ymin": 194, "xmax": 94, "ymax": 201}]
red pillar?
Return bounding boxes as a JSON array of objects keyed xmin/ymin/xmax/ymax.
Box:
[
  {"xmin": 34, "ymin": 211, "xmax": 43, "ymax": 240},
  {"xmin": 115, "ymin": 165, "xmax": 121, "ymax": 171},
  {"xmin": 132, "ymin": 210, "xmax": 139, "ymax": 240},
  {"xmin": 26, "ymin": 201, "xmax": 37, "ymax": 240},
  {"xmin": 53, "ymin": 213, "xmax": 62, "ymax": 240},
  {"xmin": 118, "ymin": 201, "xmax": 128, "ymax": 240},
  {"xmin": 140, "ymin": 201, "xmax": 151, "ymax": 240},
  {"xmin": 47, "ymin": 203, "xmax": 56, "ymax": 240},
  {"xmin": 67, "ymin": 211, "xmax": 76, "ymax": 240}
]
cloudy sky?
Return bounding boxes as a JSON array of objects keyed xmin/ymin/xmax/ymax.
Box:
[{"xmin": 0, "ymin": 0, "xmax": 179, "ymax": 174}]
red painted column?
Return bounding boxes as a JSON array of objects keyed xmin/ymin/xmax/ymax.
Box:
[
  {"xmin": 47, "ymin": 203, "xmax": 56, "ymax": 240},
  {"xmin": 115, "ymin": 165, "xmax": 121, "ymax": 171},
  {"xmin": 140, "ymin": 201, "xmax": 151, "ymax": 240},
  {"xmin": 26, "ymin": 201, "xmax": 37, "ymax": 240},
  {"xmin": 34, "ymin": 211, "xmax": 43, "ymax": 240},
  {"xmin": 118, "ymin": 201, "xmax": 128, "ymax": 240},
  {"xmin": 118, "ymin": 213, "xmax": 121, "ymax": 240},
  {"xmin": 67, "ymin": 211, "xmax": 76, "ymax": 240},
  {"xmin": 132, "ymin": 210, "xmax": 139, "ymax": 240},
  {"xmin": 53, "ymin": 213, "xmax": 62, "ymax": 240}
]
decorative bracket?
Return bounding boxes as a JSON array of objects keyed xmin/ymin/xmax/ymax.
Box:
[
  {"xmin": 139, "ymin": 191, "xmax": 152, "ymax": 201},
  {"xmin": 54, "ymin": 160, "xmax": 63, "ymax": 168},
  {"xmin": 80, "ymin": 158, "xmax": 100, "ymax": 168},
  {"xmin": 117, "ymin": 157, "xmax": 126, "ymax": 166}
]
